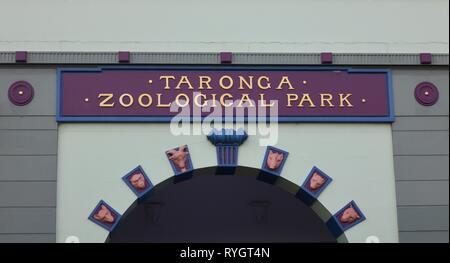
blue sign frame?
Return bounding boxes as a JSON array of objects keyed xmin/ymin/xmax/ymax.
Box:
[{"xmin": 56, "ymin": 66, "xmax": 395, "ymax": 123}]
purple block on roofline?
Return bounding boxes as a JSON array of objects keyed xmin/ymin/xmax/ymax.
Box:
[
  {"xmin": 118, "ymin": 51, "xmax": 130, "ymax": 63},
  {"xmin": 220, "ymin": 52, "xmax": 232, "ymax": 64},
  {"xmin": 321, "ymin": 52, "xmax": 333, "ymax": 64},
  {"xmin": 15, "ymin": 51, "xmax": 27, "ymax": 62},
  {"xmin": 420, "ymin": 53, "xmax": 432, "ymax": 64}
]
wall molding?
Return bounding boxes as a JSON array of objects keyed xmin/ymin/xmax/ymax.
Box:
[{"xmin": 0, "ymin": 52, "xmax": 448, "ymax": 65}]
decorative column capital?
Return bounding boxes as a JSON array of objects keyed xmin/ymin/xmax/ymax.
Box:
[
  {"xmin": 207, "ymin": 129, "xmax": 248, "ymax": 168},
  {"xmin": 207, "ymin": 128, "xmax": 248, "ymax": 146}
]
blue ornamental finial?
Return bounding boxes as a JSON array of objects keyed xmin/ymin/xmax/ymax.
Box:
[{"xmin": 207, "ymin": 128, "xmax": 248, "ymax": 146}]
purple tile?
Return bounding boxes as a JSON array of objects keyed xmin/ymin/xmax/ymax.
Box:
[
  {"xmin": 420, "ymin": 53, "xmax": 432, "ymax": 64},
  {"xmin": 220, "ymin": 52, "xmax": 232, "ymax": 64},
  {"xmin": 118, "ymin": 51, "xmax": 130, "ymax": 63},
  {"xmin": 15, "ymin": 51, "xmax": 27, "ymax": 62},
  {"xmin": 321, "ymin": 52, "xmax": 333, "ymax": 64}
]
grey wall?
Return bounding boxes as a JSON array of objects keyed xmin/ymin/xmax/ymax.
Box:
[
  {"xmin": 0, "ymin": 64, "xmax": 448, "ymax": 243},
  {"xmin": 0, "ymin": 67, "xmax": 57, "ymax": 242},
  {"xmin": 392, "ymin": 67, "xmax": 449, "ymax": 243}
]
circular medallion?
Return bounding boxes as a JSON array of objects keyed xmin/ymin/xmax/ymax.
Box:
[
  {"xmin": 8, "ymin": 81, "xmax": 34, "ymax": 106},
  {"xmin": 414, "ymin": 82, "xmax": 439, "ymax": 106}
]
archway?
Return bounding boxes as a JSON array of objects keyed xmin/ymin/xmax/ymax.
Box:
[{"xmin": 106, "ymin": 166, "xmax": 343, "ymax": 243}]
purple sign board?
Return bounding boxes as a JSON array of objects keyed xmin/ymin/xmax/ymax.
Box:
[{"xmin": 57, "ymin": 66, "xmax": 394, "ymax": 122}]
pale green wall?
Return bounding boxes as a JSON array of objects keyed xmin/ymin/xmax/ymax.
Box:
[
  {"xmin": 0, "ymin": 0, "xmax": 448, "ymax": 53},
  {"xmin": 56, "ymin": 123, "xmax": 398, "ymax": 243}
]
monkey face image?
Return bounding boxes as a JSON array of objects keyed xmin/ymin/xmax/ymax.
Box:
[
  {"xmin": 93, "ymin": 205, "xmax": 115, "ymax": 224},
  {"xmin": 130, "ymin": 172, "xmax": 146, "ymax": 190}
]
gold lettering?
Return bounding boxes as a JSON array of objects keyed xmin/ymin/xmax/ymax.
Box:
[
  {"xmin": 259, "ymin": 94, "xmax": 275, "ymax": 107},
  {"xmin": 298, "ymin": 94, "xmax": 316, "ymax": 108},
  {"xmin": 238, "ymin": 76, "xmax": 253, "ymax": 90},
  {"xmin": 119, "ymin": 93, "xmax": 133, "ymax": 108},
  {"xmin": 175, "ymin": 93, "xmax": 190, "ymax": 107},
  {"xmin": 138, "ymin": 93, "xmax": 153, "ymax": 108},
  {"xmin": 198, "ymin": 76, "xmax": 213, "ymax": 90},
  {"xmin": 320, "ymin": 93, "xmax": 334, "ymax": 107},
  {"xmin": 175, "ymin": 76, "xmax": 194, "ymax": 90},
  {"xmin": 220, "ymin": 93, "xmax": 233, "ymax": 107},
  {"xmin": 237, "ymin": 94, "xmax": 255, "ymax": 107},
  {"xmin": 98, "ymin": 93, "xmax": 115, "ymax": 107},
  {"xmin": 276, "ymin": 76, "xmax": 294, "ymax": 90},
  {"xmin": 257, "ymin": 76, "xmax": 270, "ymax": 90},
  {"xmin": 193, "ymin": 93, "xmax": 207, "ymax": 107},
  {"xmin": 210, "ymin": 93, "xmax": 217, "ymax": 107},
  {"xmin": 339, "ymin": 93, "xmax": 353, "ymax": 107},
  {"xmin": 156, "ymin": 93, "xmax": 171, "ymax": 107},
  {"xmin": 286, "ymin": 94, "xmax": 298, "ymax": 107},
  {"xmin": 219, "ymin": 76, "xmax": 233, "ymax": 90},
  {"xmin": 160, "ymin": 76, "xmax": 175, "ymax": 90}
]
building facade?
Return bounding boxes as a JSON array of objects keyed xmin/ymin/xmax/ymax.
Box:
[{"xmin": 0, "ymin": 0, "xmax": 448, "ymax": 243}]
